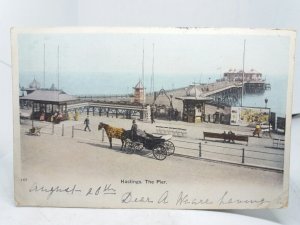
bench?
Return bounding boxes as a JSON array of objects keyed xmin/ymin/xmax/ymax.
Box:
[
  {"xmin": 174, "ymin": 127, "xmax": 187, "ymax": 136},
  {"xmin": 203, "ymin": 131, "xmax": 249, "ymax": 145},
  {"xmin": 156, "ymin": 126, "xmax": 187, "ymax": 137},
  {"xmin": 156, "ymin": 126, "xmax": 170, "ymax": 134}
]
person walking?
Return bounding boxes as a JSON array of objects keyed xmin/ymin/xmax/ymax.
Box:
[
  {"xmin": 174, "ymin": 109, "xmax": 179, "ymax": 121},
  {"xmin": 150, "ymin": 108, "xmax": 155, "ymax": 124},
  {"xmin": 84, "ymin": 116, "xmax": 91, "ymax": 132},
  {"xmin": 131, "ymin": 119, "xmax": 138, "ymax": 141}
]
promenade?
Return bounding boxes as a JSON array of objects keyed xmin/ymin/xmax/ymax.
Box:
[{"xmin": 18, "ymin": 115, "xmax": 284, "ymax": 208}]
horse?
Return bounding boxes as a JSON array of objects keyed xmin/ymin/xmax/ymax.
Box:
[{"xmin": 98, "ymin": 122, "xmax": 129, "ymax": 150}]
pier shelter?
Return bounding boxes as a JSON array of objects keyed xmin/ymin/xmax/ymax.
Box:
[
  {"xmin": 176, "ymin": 97, "xmax": 212, "ymax": 123},
  {"xmin": 176, "ymin": 85, "xmax": 212, "ymax": 123},
  {"xmin": 20, "ymin": 90, "xmax": 78, "ymax": 121}
]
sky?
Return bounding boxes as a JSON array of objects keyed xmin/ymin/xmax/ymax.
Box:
[{"xmin": 18, "ymin": 31, "xmax": 291, "ymax": 80}]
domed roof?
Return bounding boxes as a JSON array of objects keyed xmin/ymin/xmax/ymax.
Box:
[
  {"xmin": 29, "ymin": 78, "xmax": 41, "ymax": 89},
  {"xmin": 186, "ymin": 85, "xmax": 203, "ymax": 98}
]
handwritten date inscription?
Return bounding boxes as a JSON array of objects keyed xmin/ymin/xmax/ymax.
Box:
[
  {"xmin": 29, "ymin": 183, "xmax": 82, "ymax": 200},
  {"xmin": 86, "ymin": 184, "xmax": 116, "ymax": 196},
  {"xmin": 29, "ymin": 183, "xmax": 116, "ymax": 200}
]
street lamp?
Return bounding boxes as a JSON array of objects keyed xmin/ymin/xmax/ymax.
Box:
[
  {"xmin": 168, "ymin": 94, "xmax": 174, "ymax": 121},
  {"xmin": 265, "ymin": 98, "xmax": 268, "ymax": 108},
  {"xmin": 265, "ymin": 97, "xmax": 271, "ymax": 133},
  {"xmin": 170, "ymin": 94, "xmax": 173, "ymax": 109}
]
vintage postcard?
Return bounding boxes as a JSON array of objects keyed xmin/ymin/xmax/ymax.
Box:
[{"xmin": 12, "ymin": 27, "xmax": 295, "ymax": 209}]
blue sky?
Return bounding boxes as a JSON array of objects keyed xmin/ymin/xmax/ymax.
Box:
[{"xmin": 18, "ymin": 31, "xmax": 290, "ymax": 79}]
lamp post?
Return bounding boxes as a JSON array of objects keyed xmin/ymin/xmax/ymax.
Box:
[
  {"xmin": 169, "ymin": 94, "xmax": 174, "ymax": 121},
  {"xmin": 265, "ymin": 97, "xmax": 271, "ymax": 133},
  {"xmin": 265, "ymin": 98, "xmax": 268, "ymax": 108},
  {"xmin": 170, "ymin": 94, "xmax": 173, "ymax": 109}
]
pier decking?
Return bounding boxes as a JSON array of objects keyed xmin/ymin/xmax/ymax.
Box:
[{"xmin": 67, "ymin": 100, "xmax": 149, "ymax": 120}]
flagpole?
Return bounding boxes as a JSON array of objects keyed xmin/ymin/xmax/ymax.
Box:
[
  {"xmin": 241, "ymin": 39, "xmax": 246, "ymax": 107},
  {"xmin": 43, "ymin": 43, "xmax": 46, "ymax": 88},
  {"xmin": 142, "ymin": 41, "xmax": 145, "ymax": 104},
  {"xmin": 57, "ymin": 45, "xmax": 60, "ymax": 91},
  {"xmin": 151, "ymin": 43, "xmax": 155, "ymax": 95}
]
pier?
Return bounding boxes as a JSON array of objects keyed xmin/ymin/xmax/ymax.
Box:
[
  {"xmin": 20, "ymin": 71, "xmax": 275, "ymax": 128},
  {"xmin": 67, "ymin": 100, "xmax": 149, "ymax": 120}
]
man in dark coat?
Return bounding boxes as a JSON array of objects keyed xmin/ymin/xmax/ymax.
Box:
[
  {"xmin": 84, "ymin": 116, "xmax": 91, "ymax": 132},
  {"xmin": 131, "ymin": 119, "xmax": 137, "ymax": 140},
  {"xmin": 151, "ymin": 108, "xmax": 155, "ymax": 124}
]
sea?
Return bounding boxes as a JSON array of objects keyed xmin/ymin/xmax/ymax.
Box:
[{"xmin": 20, "ymin": 72, "xmax": 288, "ymax": 117}]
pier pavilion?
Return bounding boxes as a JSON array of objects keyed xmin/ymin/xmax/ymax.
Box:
[
  {"xmin": 20, "ymin": 90, "xmax": 78, "ymax": 121},
  {"xmin": 24, "ymin": 78, "xmax": 41, "ymax": 95}
]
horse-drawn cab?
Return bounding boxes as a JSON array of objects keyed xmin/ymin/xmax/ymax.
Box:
[
  {"xmin": 124, "ymin": 130, "xmax": 175, "ymax": 160},
  {"xmin": 97, "ymin": 122, "xmax": 175, "ymax": 160}
]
